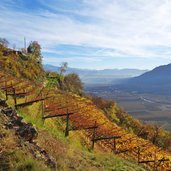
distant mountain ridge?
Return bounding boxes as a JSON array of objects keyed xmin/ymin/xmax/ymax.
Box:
[
  {"xmin": 119, "ymin": 63, "xmax": 171, "ymax": 95},
  {"xmin": 44, "ymin": 64, "xmax": 148, "ymax": 85}
]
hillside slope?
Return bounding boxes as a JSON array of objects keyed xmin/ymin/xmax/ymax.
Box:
[
  {"xmin": 0, "ymin": 46, "xmax": 170, "ymax": 170},
  {"xmin": 1, "ymin": 99, "xmax": 146, "ymax": 171},
  {"xmin": 0, "ymin": 100, "xmax": 54, "ymax": 171}
]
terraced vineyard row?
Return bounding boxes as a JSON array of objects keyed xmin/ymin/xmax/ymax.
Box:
[
  {"xmin": 0, "ymin": 71, "xmax": 170, "ymax": 171},
  {"xmin": 43, "ymin": 90, "xmax": 171, "ymax": 170}
]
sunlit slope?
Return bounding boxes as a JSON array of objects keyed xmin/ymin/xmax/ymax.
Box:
[
  {"xmin": 0, "ymin": 78, "xmax": 148, "ymax": 170},
  {"xmin": 0, "ymin": 70, "xmax": 170, "ymax": 171},
  {"xmin": 44, "ymin": 90, "xmax": 171, "ymax": 170},
  {"xmin": 0, "ymin": 46, "xmax": 44, "ymax": 81},
  {"xmin": 0, "ymin": 46, "xmax": 170, "ymax": 170}
]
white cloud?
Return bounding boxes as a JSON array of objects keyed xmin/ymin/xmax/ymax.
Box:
[{"xmin": 1, "ymin": 0, "xmax": 171, "ymax": 63}]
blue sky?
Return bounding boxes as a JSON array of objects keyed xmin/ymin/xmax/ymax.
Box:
[{"xmin": 1, "ymin": 0, "xmax": 171, "ymax": 69}]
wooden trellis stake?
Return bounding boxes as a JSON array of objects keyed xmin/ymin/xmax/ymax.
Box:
[
  {"xmin": 156, "ymin": 158, "xmax": 170, "ymax": 168},
  {"xmin": 113, "ymin": 138, "xmax": 117, "ymax": 153},
  {"xmin": 115, "ymin": 149, "xmax": 129, "ymax": 154},
  {"xmin": 13, "ymin": 88, "xmax": 17, "ymax": 106},
  {"xmin": 154, "ymin": 151, "xmax": 157, "ymax": 170},
  {"xmin": 137, "ymin": 147, "xmax": 170, "ymax": 170},
  {"xmin": 5, "ymin": 88, "xmax": 8, "ymax": 100},
  {"xmin": 137, "ymin": 146, "xmax": 140, "ymax": 164},
  {"xmin": 42, "ymin": 94, "xmax": 45, "ymax": 124},
  {"xmin": 42, "ymin": 112, "xmax": 74, "ymax": 119},
  {"xmin": 15, "ymin": 97, "xmax": 50, "ymax": 108},
  {"xmin": 70, "ymin": 125, "xmax": 98, "ymax": 131},
  {"xmin": 65, "ymin": 109, "xmax": 70, "ymax": 137},
  {"xmin": 42, "ymin": 111, "xmax": 74, "ymax": 137},
  {"xmin": 7, "ymin": 92, "xmax": 27, "ymax": 97},
  {"xmin": 91, "ymin": 121, "xmax": 97, "ymax": 150},
  {"xmin": 93, "ymin": 135, "xmax": 121, "ymax": 142},
  {"xmin": 5, "ymin": 82, "xmax": 8, "ymax": 100},
  {"xmin": 91, "ymin": 121, "xmax": 121, "ymax": 150}
]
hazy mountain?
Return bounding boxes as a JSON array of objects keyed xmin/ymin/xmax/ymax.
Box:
[
  {"xmin": 44, "ymin": 64, "xmax": 148, "ymax": 85},
  {"xmin": 119, "ymin": 63, "xmax": 171, "ymax": 95}
]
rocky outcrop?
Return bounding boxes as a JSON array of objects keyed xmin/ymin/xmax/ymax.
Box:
[
  {"xmin": 1, "ymin": 106, "xmax": 38, "ymax": 141},
  {"xmin": 0, "ymin": 99, "xmax": 56, "ymax": 170},
  {"xmin": 27, "ymin": 141, "xmax": 56, "ymax": 168},
  {"xmin": 2, "ymin": 107, "xmax": 15, "ymax": 117},
  {"xmin": 16, "ymin": 123, "xmax": 38, "ymax": 142}
]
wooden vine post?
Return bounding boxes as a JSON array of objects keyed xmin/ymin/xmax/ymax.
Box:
[
  {"xmin": 137, "ymin": 146, "xmax": 140, "ymax": 165},
  {"xmin": 15, "ymin": 97, "xmax": 48, "ymax": 108},
  {"xmin": 91, "ymin": 122, "xmax": 121, "ymax": 151},
  {"xmin": 5, "ymin": 82, "xmax": 8, "ymax": 100},
  {"xmin": 13, "ymin": 88, "xmax": 17, "ymax": 107},
  {"xmin": 41, "ymin": 93, "xmax": 45, "ymax": 124},
  {"xmin": 154, "ymin": 152, "xmax": 157, "ymax": 170},
  {"xmin": 5, "ymin": 88, "xmax": 8, "ymax": 100},
  {"xmin": 42, "ymin": 109, "xmax": 74, "ymax": 137},
  {"xmin": 113, "ymin": 138, "xmax": 117, "ymax": 153},
  {"xmin": 137, "ymin": 146, "xmax": 169, "ymax": 170},
  {"xmin": 91, "ymin": 121, "xmax": 97, "ymax": 150},
  {"xmin": 65, "ymin": 108, "xmax": 70, "ymax": 137}
]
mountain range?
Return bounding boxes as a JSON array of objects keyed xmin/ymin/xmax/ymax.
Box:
[
  {"xmin": 118, "ymin": 63, "xmax": 171, "ymax": 95},
  {"xmin": 44, "ymin": 64, "xmax": 147, "ymax": 85}
]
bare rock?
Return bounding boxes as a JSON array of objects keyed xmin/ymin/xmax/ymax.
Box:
[
  {"xmin": 11, "ymin": 116, "xmax": 24, "ymax": 127},
  {"xmin": 16, "ymin": 123, "xmax": 38, "ymax": 142},
  {"xmin": 2, "ymin": 107, "xmax": 14, "ymax": 117},
  {"xmin": 4, "ymin": 122, "xmax": 13, "ymax": 129}
]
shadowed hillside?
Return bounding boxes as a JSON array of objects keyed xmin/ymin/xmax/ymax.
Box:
[{"xmin": 118, "ymin": 63, "xmax": 171, "ymax": 95}]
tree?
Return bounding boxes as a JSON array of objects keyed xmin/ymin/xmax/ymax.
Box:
[
  {"xmin": 27, "ymin": 41, "xmax": 42, "ymax": 63},
  {"xmin": 59, "ymin": 62, "xmax": 68, "ymax": 75},
  {"xmin": 91, "ymin": 96, "xmax": 113, "ymax": 109},
  {"xmin": 0, "ymin": 38, "xmax": 9, "ymax": 47},
  {"xmin": 64, "ymin": 73, "xmax": 83, "ymax": 95}
]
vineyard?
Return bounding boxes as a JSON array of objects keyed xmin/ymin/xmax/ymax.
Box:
[{"xmin": 0, "ymin": 68, "xmax": 170, "ymax": 171}]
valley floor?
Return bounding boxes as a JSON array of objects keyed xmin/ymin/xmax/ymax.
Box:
[{"xmin": 85, "ymin": 86, "xmax": 171, "ymax": 131}]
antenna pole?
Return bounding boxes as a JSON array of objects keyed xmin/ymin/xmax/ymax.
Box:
[{"xmin": 24, "ymin": 37, "xmax": 27, "ymax": 52}]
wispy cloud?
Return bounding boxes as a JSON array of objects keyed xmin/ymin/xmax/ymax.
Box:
[{"xmin": 1, "ymin": 0, "xmax": 171, "ymax": 69}]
